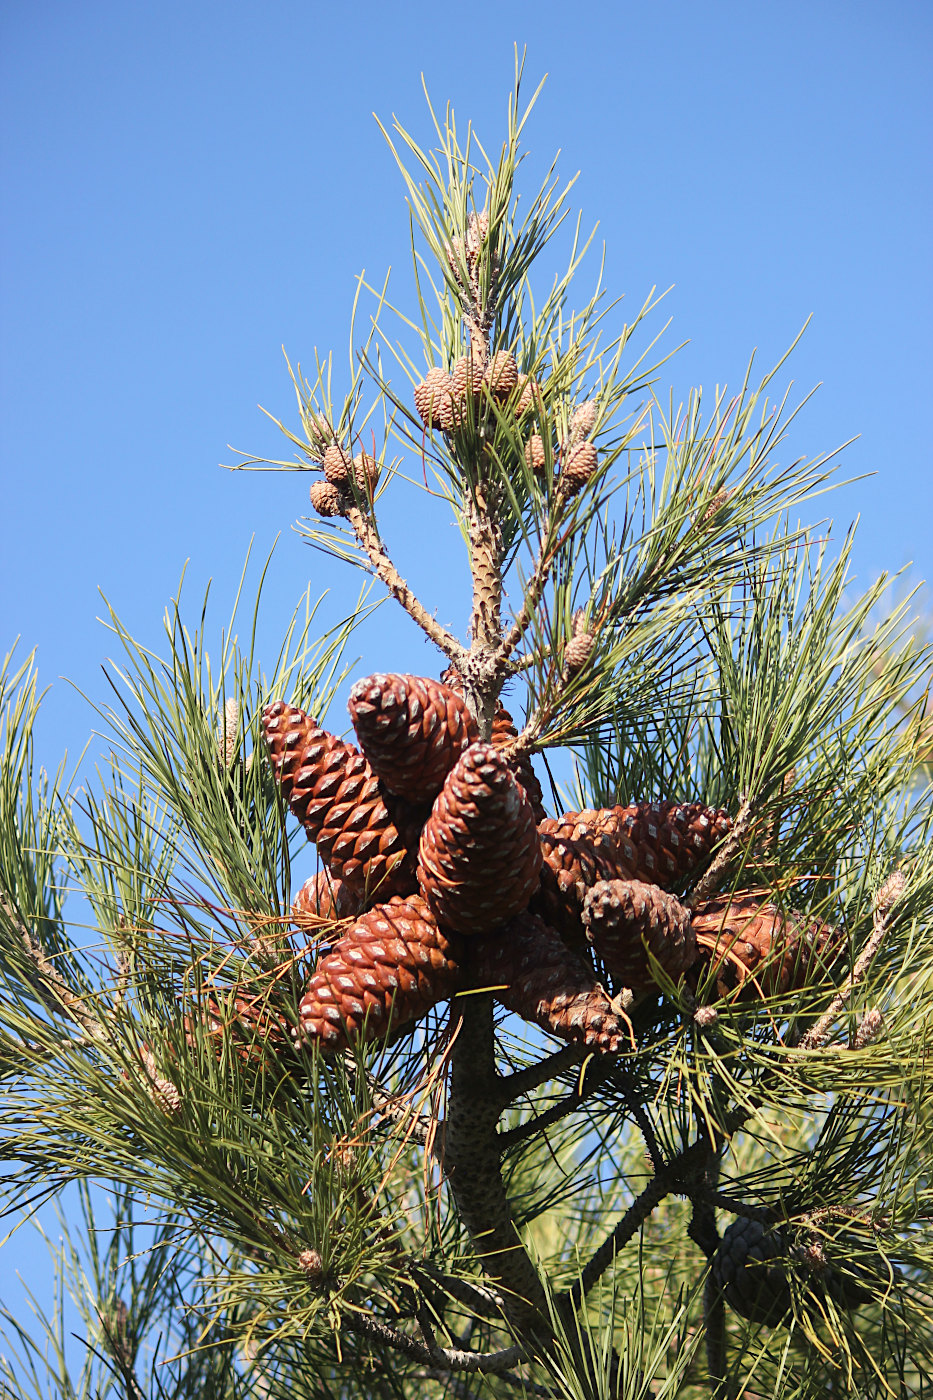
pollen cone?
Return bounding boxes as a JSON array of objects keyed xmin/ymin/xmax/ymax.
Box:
[
  {"xmin": 262, "ymin": 700, "xmax": 422, "ymax": 904},
  {"xmin": 472, "ymin": 912, "xmax": 627, "ymax": 1053},
  {"xmin": 297, "ymin": 894, "xmax": 462, "ymax": 1050},
  {"xmin": 348, "ymin": 673, "xmax": 479, "ymax": 804},
  {"xmin": 417, "ymin": 743, "xmax": 542, "ymax": 936}
]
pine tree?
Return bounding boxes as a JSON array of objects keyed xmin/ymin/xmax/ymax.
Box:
[{"xmin": 2, "ymin": 62, "xmax": 932, "ymax": 1399}]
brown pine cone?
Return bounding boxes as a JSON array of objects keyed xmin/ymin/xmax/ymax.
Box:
[
  {"xmin": 187, "ymin": 989, "xmax": 291, "ymax": 1066},
  {"xmin": 309, "ymin": 480, "xmax": 346, "ymax": 518},
  {"xmin": 351, "ymin": 452, "xmax": 380, "ymax": 495},
  {"xmin": 439, "ymin": 669, "xmax": 547, "ymax": 822},
  {"xmin": 582, "ymin": 878, "xmax": 696, "ymax": 991},
  {"xmin": 472, "ymin": 912, "xmax": 628, "ymax": 1053},
  {"xmin": 417, "ymin": 743, "xmax": 542, "ymax": 936},
  {"xmin": 322, "ymin": 443, "xmax": 351, "ymax": 486},
  {"xmin": 484, "ymin": 350, "xmax": 518, "ymax": 400},
  {"xmin": 298, "ymin": 894, "xmax": 462, "ymax": 1050},
  {"xmin": 450, "ymin": 352, "xmax": 485, "ymax": 411},
  {"xmin": 524, "ymin": 434, "xmax": 547, "ymax": 473},
  {"xmin": 587, "ymin": 801, "xmax": 734, "ymax": 893},
  {"xmin": 691, "ymin": 893, "xmax": 842, "ymax": 998},
  {"xmin": 559, "ymin": 441, "xmax": 598, "ymax": 498},
  {"xmin": 516, "ymin": 375, "xmax": 543, "ymax": 417},
  {"xmin": 348, "ymin": 673, "xmax": 479, "ymax": 804},
  {"xmin": 534, "ymin": 815, "xmax": 634, "ymax": 945},
  {"xmin": 414, "ymin": 367, "xmax": 454, "ymax": 432},
  {"xmin": 563, "ymin": 630, "xmax": 594, "ymax": 677},
  {"xmin": 292, "ymin": 871, "xmax": 361, "ymax": 926},
  {"xmin": 262, "ymin": 700, "xmax": 422, "ymax": 903},
  {"xmin": 570, "ymin": 399, "xmax": 598, "ymax": 443}
]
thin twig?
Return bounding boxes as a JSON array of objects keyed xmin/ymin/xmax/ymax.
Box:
[
  {"xmin": 12, "ymin": 913, "xmax": 107, "ymax": 1043},
  {"xmin": 567, "ymin": 1172, "xmax": 671, "ymax": 1309},
  {"xmin": 411, "ymin": 1261, "xmax": 507, "ymax": 1320},
  {"xmin": 344, "ymin": 1309, "xmax": 523, "ymax": 1374},
  {"xmin": 345, "ymin": 507, "xmax": 465, "ymax": 663},
  {"xmin": 797, "ymin": 871, "xmax": 905, "ymax": 1051},
  {"xmin": 686, "ymin": 797, "xmax": 756, "ymax": 910}
]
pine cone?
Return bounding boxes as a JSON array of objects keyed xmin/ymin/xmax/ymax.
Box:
[
  {"xmin": 534, "ymin": 815, "xmax": 633, "ymax": 945},
  {"xmin": 570, "ymin": 399, "xmax": 598, "ymax": 443},
  {"xmin": 439, "ymin": 669, "xmax": 547, "ymax": 822},
  {"xmin": 262, "ymin": 700, "xmax": 422, "ymax": 903},
  {"xmin": 524, "ymin": 434, "xmax": 547, "ymax": 473},
  {"xmin": 187, "ymin": 989, "xmax": 291, "ymax": 1066},
  {"xmin": 322, "ymin": 443, "xmax": 351, "ymax": 486},
  {"xmin": 348, "ymin": 673, "xmax": 479, "ymax": 804},
  {"xmin": 559, "ymin": 441, "xmax": 598, "ymax": 498},
  {"xmin": 472, "ymin": 912, "xmax": 628, "ymax": 1053},
  {"xmin": 351, "ymin": 452, "xmax": 380, "ymax": 494},
  {"xmin": 582, "ymin": 879, "xmax": 696, "ymax": 991},
  {"xmin": 563, "ymin": 630, "xmax": 594, "ymax": 677},
  {"xmin": 450, "ymin": 352, "xmax": 485, "ymax": 412},
  {"xmin": 417, "ymin": 743, "xmax": 542, "ymax": 936},
  {"xmin": 516, "ymin": 375, "xmax": 543, "ymax": 417},
  {"xmin": 712, "ymin": 1218, "xmax": 794, "ymax": 1325},
  {"xmin": 691, "ymin": 893, "xmax": 842, "ymax": 998},
  {"xmin": 309, "ymin": 480, "xmax": 346, "ymax": 517},
  {"xmin": 414, "ymin": 368, "xmax": 454, "ymax": 432},
  {"xmin": 711, "ymin": 1218, "xmax": 870, "ymax": 1324},
  {"xmin": 590, "ymin": 801, "xmax": 734, "ymax": 893},
  {"xmin": 484, "ymin": 350, "xmax": 518, "ymax": 400},
  {"xmin": 292, "ymin": 871, "xmax": 361, "ymax": 926},
  {"xmin": 298, "ymin": 894, "xmax": 462, "ymax": 1050}
]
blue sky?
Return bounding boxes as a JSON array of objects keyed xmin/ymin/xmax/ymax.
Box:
[{"xmin": 1, "ymin": 0, "xmax": 931, "ymax": 1368}]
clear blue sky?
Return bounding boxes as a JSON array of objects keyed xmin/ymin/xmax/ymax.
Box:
[{"xmin": 1, "ymin": 0, "xmax": 931, "ymax": 1361}]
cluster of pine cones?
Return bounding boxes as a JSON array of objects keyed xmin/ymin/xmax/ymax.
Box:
[{"xmin": 252, "ymin": 672, "xmax": 839, "ymax": 1056}]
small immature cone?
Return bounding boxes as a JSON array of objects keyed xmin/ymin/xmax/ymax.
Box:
[
  {"xmin": 484, "ymin": 350, "xmax": 518, "ymax": 400},
  {"xmin": 559, "ymin": 441, "xmax": 598, "ymax": 498},
  {"xmin": 348, "ymin": 673, "xmax": 479, "ymax": 804},
  {"xmin": 263, "ymin": 701, "xmax": 421, "ymax": 903},
  {"xmin": 691, "ymin": 893, "xmax": 841, "ymax": 997},
  {"xmin": 570, "ymin": 399, "xmax": 598, "ymax": 444},
  {"xmin": 309, "ymin": 480, "xmax": 346, "ymax": 518},
  {"xmin": 322, "ymin": 443, "xmax": 351, "ymax": 486},
  {"xmin": 582, "ymin": 878, "xmax": 697, "ymax": 991},
  {"xmin": 298, "ymin": 894, "xmax": 462, "ymax": 1050},
  {"xmin": 472, "ymin": 911, "xmax": 627, "ymax": 1054},
  {"xmin": 414, "ymin": 368, "xmax": 454, "ymax": 432},
  {"xmin": 417, "ymin": 743, "xmax": 542, "ymax": 936},
  {"xmin": 292, "ymin": 871, "xmax": 361, "ymax": 926},
  {"xmin": 524, "ymin": 434, "xmax": 547, "ymax": 474}
]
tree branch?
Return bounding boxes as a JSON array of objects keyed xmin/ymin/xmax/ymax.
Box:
[
  {"xmin": 493, "ymin": 1043, "xmax": 587, "ymax": 1107},
  {"xmin": 343, "ymin": 1308, "xmax": 523, "ymax": 1374},
  {"xmin": 345, "ymin": 507, "xmax": 466, "ymax": 663}
]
